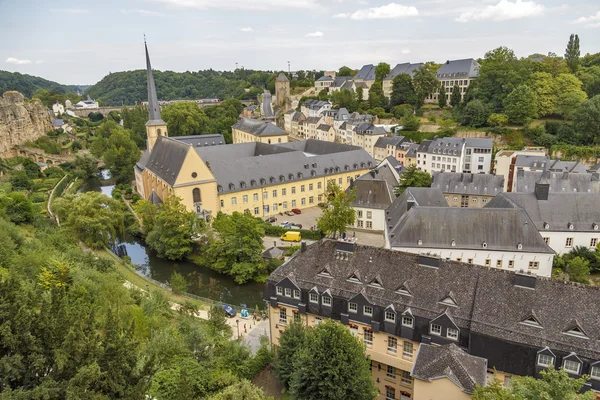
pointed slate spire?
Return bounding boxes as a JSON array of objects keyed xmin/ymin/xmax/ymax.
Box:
[{"xmin": 145, "ymin": 39, "xmax": 162, "ymax": 122}]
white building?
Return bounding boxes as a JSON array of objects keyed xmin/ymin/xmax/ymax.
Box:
[
  {"xmin": 349, "ymin": 157, "xmax": 402, "ymax": 232},
  {"xmin": 300, "ymin": 99, "xmax": 331, "ymax": 118},
  {"xmin": 487, "ymin": 183, "xmax": 600, "ymax": 255},
  {"xmin": 52, "ymin": 102, "xmax": 65, "ymax": 116},
  {"xmin": 385, "ymin": 188, "xmax": 554, "ymax": 276},
  {"xmin": 75, "ymin": 98, "xmax": 99, "ymax": 109},
  {"xmin": 493, "ymin": 149, "xmax": 546, "ymax": 191},
  {"xmin": 416, "ymin": 137, "xmax": 493, "ymax": 174}
]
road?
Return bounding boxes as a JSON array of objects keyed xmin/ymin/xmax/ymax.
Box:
[{"xmin": 262, "ymin": 90, "xmax": 274, "ymax": 119}]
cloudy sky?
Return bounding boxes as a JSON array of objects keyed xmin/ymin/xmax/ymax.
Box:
[{"xmin": 1, "ymin": 0, "xmax": 599, "ymax": 85}]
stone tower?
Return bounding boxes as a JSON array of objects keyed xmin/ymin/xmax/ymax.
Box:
[
  {"xmin": 275, "ymin": 72, "xmax": 290, "ymax": 110},
  {"xmin": 145, "ymin": 40, "xmax": 168, "ymax": 153}
]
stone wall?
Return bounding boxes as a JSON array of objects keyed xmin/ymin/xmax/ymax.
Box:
[{"xmin": 0, "ymin": 91, "xmax": 53, "ymax": 157}]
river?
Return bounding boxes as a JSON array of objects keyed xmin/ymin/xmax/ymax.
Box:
[{"xmin": 86, "ymin": 170, "xmax": 266, "ymax": 309}]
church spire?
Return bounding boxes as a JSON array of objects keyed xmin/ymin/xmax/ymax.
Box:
[{"xmin": 145, "ymin": 39, "xmax": 161, "ymax": 121}]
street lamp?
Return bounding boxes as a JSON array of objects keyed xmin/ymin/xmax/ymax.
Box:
[{"xmin": 236, "ymin": 319, "xmax": 240, "ymax": 339}]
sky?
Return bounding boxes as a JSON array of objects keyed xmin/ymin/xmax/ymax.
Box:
[{"xmin": 0, "ymin": 0, "xmax": 599, "ymax": 85}]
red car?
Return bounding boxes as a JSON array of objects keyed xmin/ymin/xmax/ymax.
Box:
[{"xmin": 291, "ymin": 208, "xmax": 302, "ymax": 215}]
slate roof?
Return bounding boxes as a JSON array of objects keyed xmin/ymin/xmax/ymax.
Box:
[
  {"xmin": 192, "ymin": 139, "xmax": 375, "ymax": 194},
  {"xmin": 304, "ymin": 116, "xmax": 322, "ymax": 125},
  {"xmin": 333, "ymin": 76, "xmax": 353, "ymax": 87},
  {"xmin": 436, "ymin": 58, "xmax": 480, "ymax": 79},
  {"xmin": 374, "ymin": 135, "xmax": 406, "ymax": 149},
  {"xmin": 268, "ymin": 239, "xmax": 600, "ymax": 359},
  {"xmin": 355, "ymin": 122, "xmax": 386, "ymax": 135},
  {"xmin": 417, "ymin": 140, "xmax": 432, "ymax": 154},
  {"xmin": 52, "ymin": 119, "xmax": 64, "ymax": 127},
  {"xmin": 515, "ymin": 171, "xmax": 600, "ymax": 193},
  {"xmin": 301, "ymin": 99, "xmax": 331, "ymax": 110},
  {"xmin": 144, "ymin": 42, "xmax": 164, "ymax": 126},
  {"xmin": 412, "ymin": 344, "xmax": 487, "ymax": 393},
  {"xmin": 350, "ymin": 163, "xmax": 400, "ymax": 209},
  {"xmin": 291, "ymin": 111, "xmax": 304, "ymax": 122},
  {"xmin": 387, "ymin": 205, "xmax": 552, "ymax": 253},
  {"xmin": 316, "ymin": 75, "xmax": 334, "ymax": 82},
  {"xmin": 405, "ymin": 142, "xmax": 419, "ymax": 157},
  {"xmin": 262, "ymin": 247, "xmax": 284, "ymax": 259},
  {"xmin": 144, "ymin": 136, "xmax": 190, "ymax": 186},
  {"xmin": 232, "ymin": 118, "xmax": 288, "ymax": 137},
  {"xmin": 354, "ymin": 64, "xmax": 375, "ymax": 81},
  {"xmin": 486, "ymin": 192, "xmax": 600, "ymax": 232},
  {"xmin": 384, "ymin": 62, "xmax": 424, "ymax": 80},
  {"xmin": 317, "ymin": 124, "xmax": 331, "ymax": 131},
  {"xmin": 175, "ymin": 134, "xmax": 226, "ymax": 147},
  {"xmin": 135, "ymin": 150, "xmax": 150, "ymax": 172},
  {"xmin": 514, "ymin": 155, "xmax": 548, "ymax": 169},
  {"xmin": 431, "ymin": 172, "xmax": 504, "ymax": 196},
  {"xmin": 148, "ymin": 189, "xmax": 163, "ymax": 205},
  {"xmin": 386, "ymin": 188, "xmax": 448, "ymax": 229},
  {"xmin": 276, "ymin": 72, "xmax": 289, "ymax": 82}
]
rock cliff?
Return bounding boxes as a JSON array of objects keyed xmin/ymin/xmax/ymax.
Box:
[{"xmin": 0, "ymin": 91, "xmax": 53, "ymax": 156}]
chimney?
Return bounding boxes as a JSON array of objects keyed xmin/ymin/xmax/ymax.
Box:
[
  {"xmin": 534, "ymin": 181, "xmax": 549, "ymax": 201},
  {"xmin": 301, "ymin": 241, "xmax": 307, "ymax": 252}
]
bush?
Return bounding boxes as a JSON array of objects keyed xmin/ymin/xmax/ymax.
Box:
[
  {"xmin": 487, "ymin": 113, "xmax": 508, "ymax": 127},
  {"xmin": 401, "ymin": 114, "xmax": 420, "ymax": 131},
  {"xmin": 390, "ymin": 104, "xmax": 413, "ymax": 119}
]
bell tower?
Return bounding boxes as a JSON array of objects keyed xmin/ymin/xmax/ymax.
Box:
[{"xmin": 144, "ymin": 39, "xmax": 168, "ymax": 153}]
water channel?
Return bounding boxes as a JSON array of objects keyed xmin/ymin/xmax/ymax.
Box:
[{"xmin": 84, "ymin": 170, "xmax": 266, "ymax": 309}]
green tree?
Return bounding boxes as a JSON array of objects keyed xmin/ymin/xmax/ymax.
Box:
[
  {"xmin": 374, "ymin": 62, "xmax": 391, "ymax": 82},
  {"xmin": 574, "ymin": 95, "xmax": 600, "ymax": 144},
  {"xmin": 135, "ymin": 199, "xmax": 159, "ymax": 232},
  {"xmin": 401, "ymin": 113, "xmax": 421, "ymax": 131},
  {"xmin": 0, "ymin": 192, "xmax": 35, "ymax": 224},
  {"xmin": 277, "ymin": 322, "xmax": 309, "ymax": 387},
  {"xmin": 577, "ymin": 66, "xmax": 600, "ymax": 98},
  {"xmin": 338, "ymin": 66, "xmax": 354, "ymax": 77},
  {"xmin": 450, "ymin": 84, "xmax": 462, "ymax": 108},
  {"xmin": 487, "ymin": 113, "xmax": 509, "ymax": 127},
  {"xmin": 412, "ymin": 65, "xmax": 439, "ymax": 109},
  {"xmin": 554, "ymin": 73, "xmax": 587, "ymax": 120},
  {"xmin": 53, "ymin": 191, "xmax": 125, "ymax": 248},
  {"xmin": 565, "ymin": 256, "xmax": 591, "ymax": 283},
  {"xmin": 162, "ymin": 102, "xmax": 210, "ymax": 137},
  {"xmin": 91, "ymin": 123, "xmax": 140, "ymax": 184},
  {"xmin": 207, "ymin": 211, "xmax": 265, "ymax": 283},
  {"xmin": 462, "ymin": 100, "xmax": 490, "ymax": 127},
  {"xmin": 9, "ymin": 171, "xmax": 32, "ymax": 191},
  {"xmin": 356, "ymin": 86, "xmax": 364, "ymax": 102},
  {"xmin": 289, "ymin": 320, "xmax": 378, "ymax": 400},
  {"xmin": 394, "ymin": 164, "xmax": 432, "ymax": 196},
  {"xmin": 73, "ymin": 153, "xmax": 99, "ymax": 179},
  {"xmin": 438, "ymin": 89, "xmax": 447, "ymax": 109},
  {"xmin": 390, "ymin": 73, "xmax": 416, "ymax": 107},
  {"xmin": 473, "ymin": 366, "xmax": 594, "ymax": 400},
  {"xmin": 368, "ymin": 81, "xmax": 387, "ymax": 109},
  {"xmin": 504, "ymin": 85, "xmax": 538, "ymax": 124},
  {"xmin": 209, "ymin": 379, "xmax": 269, "ymax": 400},
  {"xmin": 331, "ymin": 89, "xmax": 357, "ymax": 112},
  {"xmin": 316, "ymin": 181, "xmax": 356, "ymax": 238},
  {"xmin": 170, "ymin": 271, "xmax": 187, "ymax": 294},
  {"xmin": 565, "ymin": 34, "xmax": 581, "ymax": 73},
  {"xmin": 529, "ymin": 72, "xmax": 558, "ymax": 117},
  {"xmin": 146, "ymin": 196, "xmax": 199, "ymax": 260}
]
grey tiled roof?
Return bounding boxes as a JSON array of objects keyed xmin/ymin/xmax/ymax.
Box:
[
  {"xmin": 262, "ymin": 247, "xmax": 284, "ymax": 259},
  {"xmin": 417, "ymin": 139, "xmax": 432, "ymax": 153},
  {"xmin": 145, "ymin": 136, "xmax": 191, "ymax": 186},
  {"xmin": 135, "ymin": 150, "xmax": 150, "ymax": 171},
  {"xmin": 291, "ymin": 111, "xmax": 304, "ymax": 122},
  {"xmin": 432, "ymin": 172, "xmax": 504, "ymax": 196},
  {"xmin": 515, "ymin": 171, "xmax": 600, "ymax": 193},
  {"xmin": 350, "ymin": 163, "xmax": 399, "ymax": 209},
  {"xmin": 268, "ymin": 239, "xmax": 600, "ymax": 359},
  {"xmin": 193, "ymin": 140, "xmax": 375, "ymax": 194},
  {"xmin": 301, "ymin": 99, "xmax": 331, "ymax": 110},
  {"xmin": 412, "ymin": 344, "xmax": 487, "ymax": 393},
  {"xmin": 317, "ymin": 124, "xmax": 331, "ymax": 131},
  {"xmin": 304, "ymin": 117, "xmax": 321, "ymax": 125},
  {"xmin": 386, "ymin": 188, "xmax": 447, "ymax": 228},
  {"xmin": 232, "ymin": 118, "xmax": 288, "ymax": 137},
  {"xmin": 514, "ymin": 155, "xmax": 548, "ymax": 169},
  {"xmin": 486, "ymin": 192, "xmax": 600, "ymax": 232},
  {"xmin": 148, "ymin": 189, "xmax": 163, "ymax": 205},
  {"xmin": 333, "ymin": 76, "xmax": 353, "ymax": 87},
  {"xmin": 276, "ymin": 72, "xmax": 289, "ymax": 82},
  {"xmin": 384, "ymin": 62, "xmax": 424, "ymax": 80},
  {"xmin": 355, "ymin": 122, "xmax": 386, "ymax": 135},
  {"xmin": 405, "ymin": 142, "xmax": 419, "ymax": 157},
  {"xmin": 175, "ymin": 134, "xmax": 226, "ymax": 147},
  {"xmin": 374, "ymin": 135, "xmax": 406, "ymax": 149},
  {"xmin": 354, "ymin": 64, "xmax": 375, "ymax": 81},
  {"xmin": 436, "ymin": 58, "xmax": 480, "ymax": 79},
  {"xmin": 316, "ymin": 75, "xmax": 333, "ymax": 82}
]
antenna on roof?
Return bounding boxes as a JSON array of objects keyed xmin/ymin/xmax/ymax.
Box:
[{"xmin": 143, "ymin": 33, "xmax": 146, "ymax": 44}]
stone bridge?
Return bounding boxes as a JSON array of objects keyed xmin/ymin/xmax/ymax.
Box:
[
  {"xmin": 14, "ymin": 146, "xmax": 78, "ymax": 165},
  {"xmin": 71, "ymin": 100, "xmax": 256, "ymax": 118}
]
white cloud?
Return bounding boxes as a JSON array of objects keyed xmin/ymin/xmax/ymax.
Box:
[
  {"xmin": 456, "ymin": 0, "xmax": 544, "ymax": 22},
  {"xmin": 574, "ymin": 10, "xmax": 600, "ymax": 28},
  {"xmin": 240, "ymin": 27, "xmax": 254, "ymax": 32},
  {"xmin": 121, "ymin": 9, "xmax": 165, "ymax": 16},
  {"xmin": 50, "ymin": 8, "xmax": 88, "ymax": 14},
  {"xmin": 305, "ymin": 31, "xmax": 324, "ymax": 37},
  {"xmin": 6, "ymin": 57, "xmax": 31, "ymax": 65},
  {"xmin": 401, "ymin": 48, "xmax": 411, "ymax": 54},
  {"xmin": 333, "ymin": 3, "xmax": 418, "ymax": 20},
  {"xmin": 147, "ymin": 0, "xmax": 320, "ymax": 11}
]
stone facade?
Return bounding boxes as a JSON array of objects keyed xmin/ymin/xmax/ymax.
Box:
[{"xmin": 0, "ymin": 91, "xmax": 53, "ymax": 157}]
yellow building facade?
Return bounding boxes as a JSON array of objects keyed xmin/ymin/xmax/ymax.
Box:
[{"xmin": 232, "ymin": 118, "xmax": 289, "ymax": 144}]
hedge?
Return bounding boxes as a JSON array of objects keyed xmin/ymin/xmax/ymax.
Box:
[{"xmin": 262, "ymin": 223, "xmax": 324, "ymax": 241}]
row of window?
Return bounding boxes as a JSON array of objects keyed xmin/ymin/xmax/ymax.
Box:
[
  {"xmin": 441, "ymin": 79, "xmax": 470, "ymax": 87},
  {"xmin": 357, "ymin": 210, "xmax": 373, "ymax": 219},
  {"xmin": 226, "ymin": 195, "xmax": 323, "ymax": 210},
  {"xmin": 559, "ymin": 237, "xmax": 598, "ymax": 248},
  {"xmin": 537, "ymin": 354, "xmax": 598, "ymax": 377},
  {"xmin": 356, "ymin": 220, "xmax": 373, "ymax": 229}
]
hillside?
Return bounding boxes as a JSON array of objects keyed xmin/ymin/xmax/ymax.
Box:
[{"xmin": 0, "ymin": 70, "xmax": 86, "ymax": 98}]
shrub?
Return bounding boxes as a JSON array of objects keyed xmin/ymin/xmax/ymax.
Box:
[
  {"xmin": 401, "ymin": 114, "xmax": 421, "ymax": 131},
  {"xmin": 487, "ymin": 113, "xmax": 508, "ymax": 127},
  {"xmin": 390, "ymin": 104, "xmax": 413, "ymax": 119}
]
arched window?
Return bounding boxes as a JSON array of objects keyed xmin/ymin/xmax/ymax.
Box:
[
  {"xmin": 157, "ymin": 128, "xmax": 162, "ymax": 136},
  {"xmin": 193, "ymin": 188, "xmax": 201, "ymax": 203}
]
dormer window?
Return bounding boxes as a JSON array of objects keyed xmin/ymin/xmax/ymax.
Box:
[
  {"xmin": 590, "ymin": 365, "xmax": 600, "ymax": 380},
  {"xmin": 517, "ymin": 243, "xmax": 523, "ymax": 250},
  {"xmin": 229, "ymin": 183, "xmax": 235, "ymax": 190},
  {"xmin": 251, "ymin": 179, "xmax": 257, "ymax": 186},
  {"xmin": 521, "ymin": 315, "xmax": 543, "ymax": 328},
  {"xmin": 318, "ymin": 268, "xmax": 332, "ymax": 278},
  {"xmin": 284, "ymin": 288, "xmax": 291, "ymax": 297},
  {"xmin": 417, "ymin": 240, "xmax": 423, "ymax": 246},
  {"xmin": 348, "ymin": 302, "xmax": 358, "ymax": 313},
  {"xmin": 270, "ymin": 177, "xmax": 276, "ymax": 183},
  {"xmin": 288, "ymin": 173, "xmax": 294, "ymax": 180},
  {"xmin": 363, "ymin": 305, "xmax": 373, "ymax": 317},
  {"xmin": 396, "ymin": 284, "xmax": 412, "ymax": 296},
  {"xmin": 402, "ymin": 315, "xmax": 414, "ymax": 328},
  {"xmin": 430, "ymin": 323, "xmax": 442, "ymax": 336},
  {"xmin": 564, "ymin": 325, "xmax": 588, "ymax": 339},
  {"xmin": 594, "ymin": 224, "xmax": 599, "ymax": 231},
  {"xmin": 451, "ymin": 240, "xmax": 456, "ymax": 247},
  {"xmin": 276, "ymin": 286, "xmax": 283, "ymax": 295},
  {"xmin": 544, "ymin": 222, "xmax": 549, "ymax": 229},
  {"xmin": 568, "ymin": 223, "xmax": 574, "ymax": 230},
  {"xmin": 280, "ymin": 175, "xmax": 285, "ymax": 182},
  {"xmin": 322, "ymin": 295, "xmax": 332, "ymax": 307},
  {"xmin": 447, "ymin": 328, "xmax": 459, "ymax": 340},
  {"xmin": 368, "ymin": 278, "xmax": 383, "ymax": 289},
  {"xmin": 385, "ymin": 310, "xmax": 396, "ymax": 323},
  {"xmin": 537, "ymin": 353, "xmax": 554, "ymax": 367},
  {"xmin": 309, "ymin": 292, "xmax": 319, "ymax": 303},
  {"xmin": 260, "ymin": 178, "xmax": 266, "ymax": 185},
  {"xmin": 563, "ymin": 359, "xmax": 581, "ymax": 375},
  {"xmin": 347, "ymin": 273, "xmax": 361, "ymax": 283}
]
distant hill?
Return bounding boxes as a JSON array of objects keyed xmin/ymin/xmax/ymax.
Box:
[
  {"xmin": 84, "ymin": 69, "xmax": 276, "ymax": 106},
  {"xmin": 0, "ymin": 70, "xmax": 87, "ymax": 98}
]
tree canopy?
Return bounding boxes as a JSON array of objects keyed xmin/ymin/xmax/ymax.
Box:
[
  {"xmin": 317, "ymin": 181, "xmax": 356, "ymax": 238},
  {"xmin": 394, "ymin": 165, "xmax": 432, "ymax": 196}
]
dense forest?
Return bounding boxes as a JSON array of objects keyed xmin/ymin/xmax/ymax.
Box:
[
  {"xmin": 0, "ymin": 70, "xmax": 87, "ymax": 98},
  {"xmin": 85, "ymin": 69, "xmax": 318, "ymax": 106}
]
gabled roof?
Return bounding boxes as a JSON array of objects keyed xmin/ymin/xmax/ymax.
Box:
[
  {"xmin": 515, "ymin": 170, "xmax": 600, "ymax": 193},
  {"xmin": 175, "ymin": 134, "xmax": 226, "ymax": 147},
  {"xmin": 145, "ymin": 136, "xmax": 190, "ymax": 186},
  {"xmin": 316, "ymin": 75, "xmax": 334, "ymax": 82},
  {"xmin": 350, "ymin": 163, "xmax": 400, "ymax": 209},
  {"xmin": 262, "ymin": 247, "xmax": 284, "ymax": 259},
  {"xmin": 412, "ymin": 344, "xmax": 487, "ymax": 394},
  {"xmin": 316, "ymin": 124, "xmax": 332, "ymax": 131},
  {"xmin": 386, "ymin": 188, "xmax": 447, "ymax": 229},
  {"xmin": 276, "ymin": 72, "xmax": 289, "ymax": 82},
  {"xmin": 384, "ymin": 62, "xmax": 424, "ymax": 80},
  {"xmin": 436, "ymin": 58, "xmax": 480, "ymax": 79},
  {"xmin": 486, "ymin": 192, "xmax": 600, "ymax": 232},
  {"xmin": 374, "ymin": 136, "xmax": 406, "ymax": 149},
  {"xmin": 354, "ymin": 64, "xmax": 375, "ymax": 81},
  {"xmin": 232, "ymin": 118, "xmax": 288, "ymax": 137},
  {"xmin": 431, "ymin": 172, "xmax": 504, "ymax": 196},
  {"xmin": 148, "ymin": 189, "xmax": 163, "ymax": 205}
]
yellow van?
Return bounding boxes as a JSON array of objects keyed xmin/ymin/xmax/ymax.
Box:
[{"xmin": 280, "ymin": 231, "xmax": 301, "ymax": 242}]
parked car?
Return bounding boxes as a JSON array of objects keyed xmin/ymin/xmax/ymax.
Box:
[
  {"xmin": 265, "ymin": 216, "xmax": 277, "ymax": 223},
  {"xmin": 279, "ymin": 221, "xmax": 290, "ymax": 227},
  {"xmin": 291, "ymin": 208, "xmax": 302, "ymax": 215},
  {"xmin": 284, "ymin": 210, "xmax": 295, "ymax": 216},
  {"xmin": 222, "ymin": 304, "xmax": 236, "ymax": 318},
  {"xmin": 291, "ymin": 224, "xmax": 302, "ymax": 229},
  {"xmin": 282, "ymin": 223, "xmax": 293, "ymax": 229}
]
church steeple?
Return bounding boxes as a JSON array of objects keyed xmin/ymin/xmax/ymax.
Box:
[{"xmin": 144, "ymin": 38, "xmax": 167, "ymax": 153}]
